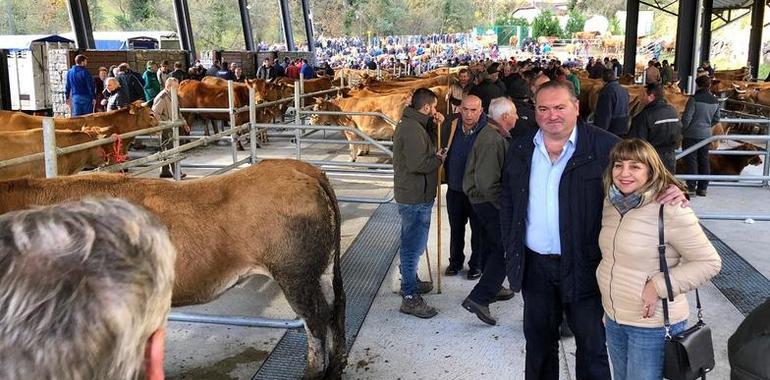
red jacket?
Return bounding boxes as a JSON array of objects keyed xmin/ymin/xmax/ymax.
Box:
[{"xmin": 287, "ymin": 64, "xmax": 300, "ymax": 79}]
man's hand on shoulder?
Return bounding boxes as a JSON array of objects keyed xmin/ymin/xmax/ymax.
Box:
[{"xmin": 656, "ymin": 184, "xmax": 690, "ymax": 208}]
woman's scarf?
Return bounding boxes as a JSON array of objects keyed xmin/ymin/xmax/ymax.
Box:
[{"xmin": 608, "ymin": 184, "xmax": 643, "ymax": 215}]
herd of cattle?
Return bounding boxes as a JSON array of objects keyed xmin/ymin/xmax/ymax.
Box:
[{"xmin": 0, "ymin": 65, "xmax": 765, "ymax": 180}]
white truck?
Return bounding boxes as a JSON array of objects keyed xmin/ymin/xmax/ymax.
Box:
[{"xmin": 0, "ymin": 34, "xmax": 74, "ymax": 113}]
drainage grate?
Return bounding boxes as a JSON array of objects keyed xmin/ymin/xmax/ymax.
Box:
[
  {"xmin": 253, "ymin": 203, "xmax": 401, "ymax": 379},
  {"xmin": 702, "ymin": 225, "xmax": 770, "ymax": 315}
]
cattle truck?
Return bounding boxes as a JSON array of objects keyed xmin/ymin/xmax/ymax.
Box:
[{"xmin": 0, "ymin": 35, "xmax": 75, "ymax": 114}]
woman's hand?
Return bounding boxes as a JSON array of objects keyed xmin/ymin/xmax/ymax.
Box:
[{"xmin": 641, "ymin": 280, "xmax": 660, "ymax": 318}]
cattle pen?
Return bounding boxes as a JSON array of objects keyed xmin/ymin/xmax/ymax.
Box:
[{"xmin": 2, "ymin": 69, "xmax": 770, "ymax": 379}]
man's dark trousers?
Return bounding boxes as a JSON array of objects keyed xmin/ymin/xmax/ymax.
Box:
[
  {"xmin": 468, "ymin": 201, "xmax": 506, "ymax": 304},
  {"xmin": 446, "ymin": 188, "xmax": 485, "ymax": 271},
  {"xmin": 522, "ymin": 249, "xmax": 610, "ymax": 380},
  {"xmin": 682, "ymin": 138, "xmax": 710, "ymax": 192}
]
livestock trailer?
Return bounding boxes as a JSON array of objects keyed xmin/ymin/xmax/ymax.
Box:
[{"xmin": 0, "ymin": 35, "xmax": 74, "ymax": 113}]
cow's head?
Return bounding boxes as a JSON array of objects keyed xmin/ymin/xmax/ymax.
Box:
[
  {"xmin": 736, "ymin": 143, "xmax": 764, "ymax": 166},
  {"xmin": 247, "ymin": 79, "xmax": 284, "ymax": 103},
  {"xmin": 309, "ymin": 98, "xmax": 348, "ymax": 126},
  {"xmin": 80, "ymin": 126, "xmax": 118, "ymax": 167},
  {"xmin": 128, "ymin": 100, "xmax": 160, "ymax": 129}
]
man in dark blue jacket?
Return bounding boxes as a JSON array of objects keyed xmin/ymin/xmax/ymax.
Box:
[
  {"xmin": 441, "ymin": 95, "xmax": 488, "ymax": 279},
  {"xmin": 594, "ymin": 69, "xmax": 630, "ymax": 136},
  {"xmin": 65, "ymin": 54, "xmax": 95, "ymax": 116},
  {"xmin": 500, "ymin": 80, "xmax": 687, "ymax": 380}
]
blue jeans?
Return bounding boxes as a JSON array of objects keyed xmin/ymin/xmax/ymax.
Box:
[
  {"xmin": 398, "ymin": 201, "xmax": 433, "ymax": 296},
  {"xmin": 605, "ymin": 315, "xmax": 687, "ymax": 380},
  {"xmin": 70, "ymin": 95, "xmax": 93, "ymax": 116}
]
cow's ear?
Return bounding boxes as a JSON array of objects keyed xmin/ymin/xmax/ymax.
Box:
[{"xmin": 314, "ymin": 97, "xmax": 324, "ymax": 104}]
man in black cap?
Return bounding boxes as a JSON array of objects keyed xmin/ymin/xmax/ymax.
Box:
[{"xmin": 469, "ymin": 63, "xmax": 506, "ymax": 113}]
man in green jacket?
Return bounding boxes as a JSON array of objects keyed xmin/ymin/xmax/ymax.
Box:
[
  {"xmin": 460, "ymin": 97, "xmax": 520, "ymax": 325},
  {"xmin": 143, "ymin": 61, "xmax": 161, "ymax": 107},
  {"xmin": 393, "ymin": 88, "xmax": 446, "ymax": 319}
]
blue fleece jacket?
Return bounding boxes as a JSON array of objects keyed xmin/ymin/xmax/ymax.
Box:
[
  {"xmin": 65, "ymin": 65, "xmax": 95, "ymax": 100},
  {"xmin": 445, "ymin": 113, "xmax": 487, "ymax": 191}
]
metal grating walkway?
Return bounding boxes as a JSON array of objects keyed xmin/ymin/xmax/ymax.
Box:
[
  {"xmin": 253, "ymin": 203, "xmax": 401, "ymax": 379},
  {"xmin": 703, "ymin": 225, "xmax": 770, "ymax": 315}
]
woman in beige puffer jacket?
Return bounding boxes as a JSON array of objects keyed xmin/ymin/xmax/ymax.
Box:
[{"xmin": 596, "ymin": 139, "xmax": 721, "ymax": 380}]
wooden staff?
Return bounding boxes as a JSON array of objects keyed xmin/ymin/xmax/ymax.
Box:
[{"xmin": 436, "ymin": 123, "xmax": 443, "ymax": 294}]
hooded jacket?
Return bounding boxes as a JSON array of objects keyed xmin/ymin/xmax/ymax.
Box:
[{"xmin": 393, "ymin": 107, "xmax": 442, "ymax": 204}]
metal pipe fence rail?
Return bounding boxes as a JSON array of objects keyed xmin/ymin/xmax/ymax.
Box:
[
  {"xmin": 675, "ymin": 133, "xmax": 770, "ymax": 188},
  {"xmin": 0, "ymin": 119, "xmax": 187, "ymax": 177}
]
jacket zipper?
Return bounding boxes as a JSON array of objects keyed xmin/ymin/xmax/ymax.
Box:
[{"xmin": 609, "ymin": 212, "xmax": 624, "ymax": 319}]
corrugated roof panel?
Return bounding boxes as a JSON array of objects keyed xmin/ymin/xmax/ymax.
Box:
[{"xmin": 0, "ymin": 34, "xmax": 74, "ymax": 51}]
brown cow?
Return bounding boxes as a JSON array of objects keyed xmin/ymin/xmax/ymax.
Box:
[
  {"xmin": 0, "ymin": 102, "xmax": 157, "ymax": 163},
  {"xmin": 0, "ymin": 159, "xmax": 346, "ymax": 379},
  {"xmin": 311, "ymin": 86, "xmax": 448, "ymax": 161},
  {"xmin": 311, "ymin": 92, "xmax": 409, "ymax": 162},
  {"xmin": 178, "ymin": 78, "xmax": 282, "ymax": 148},
  {"xmin": 714, "ymin": 67, "xmax": 750, "ymax": 81},
  {"xmin": 573, "ymin": 31, "xmax": 600, "ymax": 40},
  {"xmin": 676, "ymin": 143, "xmax": 763, "ymax": 175},
  {"xmin": 0, "ymin": 127, "xmax": 112, "ymax": 180}
]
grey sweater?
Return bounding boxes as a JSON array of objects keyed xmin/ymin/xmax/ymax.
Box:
[
  {"xmin": 463, "ymin": 122, "xmax": 509, "ymax": 208},
  {"xmin": 682, "ymin": 89, "xmax": 720, "ymax": 140}
]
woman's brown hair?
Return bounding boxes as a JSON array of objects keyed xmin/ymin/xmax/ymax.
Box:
[{"xmin": 602, "ymin": 138, "xmax": 685, "ymax": 197}]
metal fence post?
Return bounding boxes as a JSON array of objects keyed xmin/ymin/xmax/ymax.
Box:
[
  {"xmin": 299, "ymin": 71, "xmax": 305, "ymax": 109},
  {"xmin": 294, "ymin": 84, "xmax": 302, "ymax": 160},
  {"xmin": 249, "ymin": 86, "xmax": 258, "ymax": 164},
  {"xmin": 42, "ymin": 117, "xmax": 58, "ymax": 178},
  {"xmin": 227, "ymin": 80, "xmax": 237, "ymax": 164},
  {"xmin": 762, "ymin": 119, "xmax": 770, "ymax": 187},
  {"xmin": 171, "ymin": 87, "xmax": 181, "ymax": 181}
]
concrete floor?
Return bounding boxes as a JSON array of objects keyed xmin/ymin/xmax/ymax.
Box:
[{"xmin": 142, "ymin": 131, "xmax": 769, "ymax": 379}]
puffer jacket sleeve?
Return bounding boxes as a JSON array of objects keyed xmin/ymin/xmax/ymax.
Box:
[{"xmin": 650, "ymin": 205, "xmax": 722, "ymax": 298}]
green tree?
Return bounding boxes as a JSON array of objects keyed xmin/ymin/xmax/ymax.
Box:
[
  {"xmin": 608, "ymin": 16, "xmax": 622, "ymax": 35},
  {"xmin": 531, "ymin": 9, "xmax": 561, "ymax": 38},
  {"xmin": 562, "ymin": 10, "xmax": 586, "ymax": 38}
]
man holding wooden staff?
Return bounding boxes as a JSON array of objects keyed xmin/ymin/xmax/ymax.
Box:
[{"xmin": 393, "ymin": 88, "xmax": 446, "ymax": 319}]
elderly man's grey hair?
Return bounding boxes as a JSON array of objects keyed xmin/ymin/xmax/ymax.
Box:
[
  {"xmin": 488, "ymin": 97, "xmax": 517, "ymax": 122},
  {"xmin": 0, "ymin": 198, "xmax": 176, "ymax": 380}
]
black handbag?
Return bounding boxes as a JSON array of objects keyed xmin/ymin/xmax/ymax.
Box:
[{"xmin": 657, "ymin": 205, "xmax": 715, "ymax": 380}]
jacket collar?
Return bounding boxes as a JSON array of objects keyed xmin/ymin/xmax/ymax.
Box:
[
  {"xmin": 513, "ymin": 121, "xmax": 596, "ymax": 163},
  {"xmin": 403, "ymin": 106, "xmax": 431, "ymax": 128}
]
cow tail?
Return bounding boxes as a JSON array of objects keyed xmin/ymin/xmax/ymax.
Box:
[{"xmin": 318, "ymin": 171, "xmax": 347, "ymax": 370}]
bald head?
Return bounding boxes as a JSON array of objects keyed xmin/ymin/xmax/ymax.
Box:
[
  {"xmin": 460, "ymin": 95, "xmax": 483, "ymax": 129},
  {"xmin": 531, "ymin": 75, "xmax": 551, "ymax": 96}
]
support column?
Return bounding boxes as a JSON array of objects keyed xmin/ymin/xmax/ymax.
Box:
[
  {"xmin": 748, "ymin": 0, "xmax": 765, "ymax": 79},
  {"xmin": 300, "ymin": 0, "xmax": 315, "ymax": 54},
  {"xmin": 623, "ymin": 0, "xmax": 639, "ymax": 75},
  {"xmin": 65, "ymin": 0, "xmax": 95, "ymax": 49},
  {"xmin": 675, "ymin": 0, "xmax": 702, "ymax": 93},
  {"xmin": 277, "ymin": 0, "xmax": 296, "ymax": 51},
  {"xmin": 238, "ymin": 0, "xmax": 255, "ymax": 51},
  {"xmin": 701, "ymin": 0, "xmax": 713, "ymax": 63},
  {"xmin": 0, "ymin": 50, "xmax": 10, "ymax": 111},
  {"xmin": 172, "ymin": 0, "xmax": 196, "ymax": 62}
]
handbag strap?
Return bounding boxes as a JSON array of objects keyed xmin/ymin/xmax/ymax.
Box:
[{"xmin": 658, "ymin": 205, "xmax": 704, "ymax": 339}]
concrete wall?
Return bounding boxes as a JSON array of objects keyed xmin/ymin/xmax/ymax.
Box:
[{"xmin": 48, "ymin": 49, "xmax": 70, "ymax": 116}]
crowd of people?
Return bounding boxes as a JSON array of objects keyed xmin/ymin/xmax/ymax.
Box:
[
  {"xmin": 30, "ymin": 40, "xmax": 767, "ymax": 380},
  {"xmin": 392, "ymin": 55, "xmax": 765, "ymax": 380}
]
